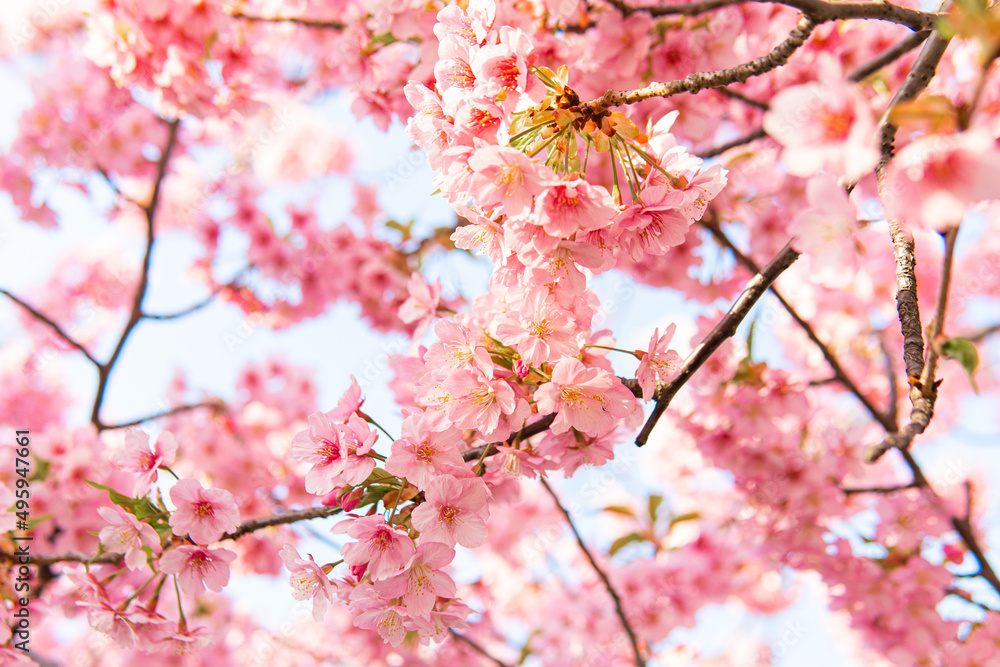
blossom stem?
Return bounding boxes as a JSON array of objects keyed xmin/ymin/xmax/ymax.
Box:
[{"xmin": 584, "ymin": 344, "xmax": 642, "ymax": 359}]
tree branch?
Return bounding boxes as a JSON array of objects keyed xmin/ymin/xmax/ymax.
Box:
[
  {"xmin": 92, "ymin": 118, "xmax": 181, "ymax": 432},
  {"xmin": 698, "ymin": 127, "xmax": 768, "ymax": 159},
  {"xmin": 868, "ymin": 226, "xmax": 958, "ymax": 460},
  {"xmin": 448, "ymin": 629, "xmax": 512, "ymax": 667},
  {"xmin": 98, "ymin": 400, "xmax": 227, "ymax": 431},
  {"xmin": 0, "ymin": 505, "xmax": 346, "ymax": 567},
  {"xmin": 227, "ymin": 10, "xmax": 346, "ymax": 30},
  {"xmin": 583, "ymin": 16, "xmax": 816, "ymax": 115},
  {"xmin": 701, "ymin": 217, "xmax": 896, "ymax": 431},
  {"xmin": 848, "ymin": 30, "xmax": 931, "ymax": 82},
  {"xmin": 635, "ymin": 240, "xmax": 801, "ymax": 446},
  {"xmin": 0, "ymin": 289, "xmax": 99, "ymax": 367},
  {"xmin": 605, "ymin": 0, "xmax": 937, "ymax": 30},
  {"xmin": 540, "ymin": 478, "xmax": 645, "ymax": 667},
  {"xmin": 141, "ymin": 271, "xmax": 246, "ymax": 320},
  {"xmin": 221, "ymin": 505, "xmax": 344, "ymax": 542}
]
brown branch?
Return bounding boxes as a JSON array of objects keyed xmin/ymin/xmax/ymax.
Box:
[
  {"xmin": 448, "ymin": 629, "xmax": 512, "ymax": 667},
  {"xmin": 868, "ymin": 225, "xmax": 958, "ymax": 460},
  {"xmin": 635, "ymin": 240, "xmax": 801, "ymax": 446},
  {"xmin": 877, "ymin": 331, "xmax": 901, "ymax": 429},
  {"xmin": 840, "ymin": 482, "xmax": 918, "ymax": 495},
  {"xmin": 605, "ymin": 0, "xmax": 937, "ymax": 30},
  {"xmin": 965, "ymin": 323, "xmax": 1000, "ymax": 342},
  {"xmin": 141, "ymin": 271, "xmax": 246, "ymax": 320},
  {"xmin": 0, "ymin": 505, "xmax": 346, "ymax": 567},
  {"xmin": 702, "ymin": 218, "xmax": 896, "ymax": 431},
  {"xmin": 893, "ymin": 449, "xmax": 1000, "ymax": 597},
  {"xmin": 698, "ymin": 127, "xmax": 768, "ymax": 159},
  {"xmin": 221, "ymin": 505, "xmax": 344, "ymax": 542},
  {"xmin": 92, "ymin": 118, "xmax": 181, "ymax": 432},
  {"xmin": 582, "ymin": 16, "xmax": 816, "ymax": 116},
  {"xmin": 227, "ymin": 10, "xmax": 346, "ymax": 30},
  {"xmin": 715, "ymin": 87, "xmax": 770, "ymax": 110},
  {"xmin": 98, "ymin": 400, "xmax": 227, "ymax": 431},
  {"xmin": 848, "ymin": 30, "xmax": 931, "ymax": 82},
  {"xmin": 540, "ymin": 478, "xmax": 645, "ymax": 667},
  {"xmin": 0, "ymin": 289, "xmax": 99, "ymax": 366}
]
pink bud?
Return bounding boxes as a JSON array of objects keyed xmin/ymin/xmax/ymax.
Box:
[
  {"xmin": 513, "ymin": 360, "xmax": 529, "ymax": 379},
  {"xmin": 340, "ymin": 488, "xmax": 363, "ymax": 512},
  {"xmin": 320, "ymin": 489, "xmax": 343, "ymax": 507},
  {"xmin": 943, "ymin": 543, "xmax": 965, "ymax": 564},
  {"xmin": 350, "ymin": 562, "xmax": 368, "ymax": 580}
]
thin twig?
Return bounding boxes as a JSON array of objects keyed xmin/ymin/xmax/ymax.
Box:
[
  {"xmin": 540, "ymin": 478, "xmax": 645, "ymax": 667},
  {"xmin": 92, "ymin": 119, "xmax": 181, "ymax": 431},
  {"xmin": 636, "ymin": 241, "xmax": 801, "ymax": 446},
  {"xmin": 142, "ymin": 272, "xmax": 245, "ymax": 320},
  {"xmin": 702, "ymin": 218, "xmax": 896, "ymax": 431},
  {"xmin": 698, "ymin": 127, "xmax": 768, "ymax": 159},
  {"xmin": 0, "ymin": 505, "xmax": 348, "ymax": 567},
  {"xmin": 98, "ymin": 400, "xmax": 226, "ymax": 431},
  {"xmin": 227, "ymin": 10, "xmax": 346, "ymax": 30},
  {"xmin": 840, "ymin": 482, "xmax": 918, "ymax": 495},
  {"xmin": 0, "ymin": 289, "xmax": 100, "ymax": 366},
  {"xmin": 448, "ymin": 629, "xmax": 512, "ymax": 667},
  {"xmin": 582, "ymin": 17, "xmax": 817, "ymax": 116},
  {"xmin": 877, "ymin": 331, "xmax": 901, "ymax": 429},
  {"xmin": 605, "ymin": 0, "xmax": 937, "ymax": 30},
  {"xmin": 965, "ymin": 323, "xmax": 1000, "ymax": 342},
  {"xmin": 715, "ymin": 87, "xmax": 770, "ymax": 110},
  {"xmin": 868, "ymin": 226, "xmax": 958, "ymax": 460},
  {"xmin": 848, "ymin": 30, "xmax": 931, "ymax": 82}
]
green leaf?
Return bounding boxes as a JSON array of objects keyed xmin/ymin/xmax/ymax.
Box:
[
  {"xmin": 29, "ymin": 456, "xmax": 50, "ymax": 483},
  {"xmin": 668, "ymin": 512, "xmax": 701, "ymax": 531},
  {"xmin": 647, "ymin": 495, "xmax": 663, "ymax": 522},
  {"xmin": 86, "ymin": 479, "xmax": 135, "ymax": 508},
  {"xmin": 602, "ymin": 505, "xmax": 636, "ymax": 518},
  {"xmin": 940, "ymin": 337, "xmax": 980, "ymax": 392},
  {"xmin": 608, "ymin": 531, "xmax": 645, "ymax": 556}
]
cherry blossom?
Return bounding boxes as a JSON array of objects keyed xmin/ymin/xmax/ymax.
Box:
[
  {"xmin": 168, "ymin": 479, "xmax": 241, "ymax": 545},
  {"xmin": 97, "ymin": 505, "xmax": 161, "ymax": 571},
  {"xmin": 159, "ymin": 545, "xmax": 237, "ymax": 598},
  {"xmin": 115, "ymin": 429, "xmax": 178, "ymax": 497},
  {"xmin": 411, "ymin": 476, "xmax": 491, "ymax": 548}
]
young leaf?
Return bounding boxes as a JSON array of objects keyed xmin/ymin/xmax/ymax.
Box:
[
  {"xmin": 940, "ymin": 337, "xmax": 980, "ymax": 392},
  {"xmin": 609, "ymin": 532, "xmax": 645, "ymax": 556}
]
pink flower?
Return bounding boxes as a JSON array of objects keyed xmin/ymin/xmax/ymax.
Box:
[
  {"xmin": 350, "ymin": 584, "xmax": 408, "ymax": 646},
  {"xmin": 762, "ymin": 55, "xmax": 877, "ymax": 181},
  {"xmin": 472, "ymin": 26, "xmax": 537, "ymax": 110},
  {"xmin": 290, "ymin": 412, "xmax": 377, "ymax": 495},
  {"xmin": 882, "ymin": 131, "xmax": 1000, "ymax": 231},
  {"xmin": 280, "ymin": 544, "xmax": 335, "ymax": 622},
  {"xmin": 788, "ymin": 173, "xmax": 860, "ymax": 286},
  {"xmin": 424, "ymin": 319, "xmax": 495, "ymax": 376},
  {"xmin": 168, "ymin": 479, "xmax": 241, "ymax": 545},
  {"xmin": 374, "ymin": 542, "xmax": 457, "ymax": 618},
  {"xmin": 410, "ymin": 476, "xmax": 490, "ymax": 548},
  {"xmin": 327, "ymin": 375, "xmax": 364, "ymax": 422},
  {"xmin": 398, "ymin": 273, "xmax": 441, "ymax": 338},
  {"xmin": 495, "ymin": 286, "xmax": 580, "ymax": 366},
  {"xmin": 115, "ymin": 429, "xmax": 178, "ymax": 497},
  {"xmin": 97, "ymin": 506, "xmax": 161, "ymax": 571},
  {"xmin": 442, "ymin": 370, "xmax": 516, "ymax": 434},
  {"xmin": 636, "ymin": 325, "xmax": 683, "ymax": 401},
  {"xmin": 158, "ymin": 546, "xmax": 236, "ymax": 598},
  {"xmin": 534, "ymin": 358, "xmax": 637, "ymax": 437},
  {"xmin": 336, "ymin": 515, "xmax": 416, "ymax": 581},
  {"xmin": 467, "ymin": 145, "xmax": 548, "ymax": 218},
  {"xmin": 535, "ymin": 177, "xmax": 616, "ymax": 238},
  {"xmin": 385, "ymin": 414, "xmax": 467, "ymax": 489}
]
